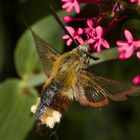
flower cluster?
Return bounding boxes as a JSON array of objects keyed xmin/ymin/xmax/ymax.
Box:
[
  {"xmin": 61, "ymin": 0, "xmax": 140, "ymax": 85},
  {"xmin": 63, "ymin": 19, "xmax": 110, "ymax": 52},
  {"xmin": 62, "ymin": 0, "xmax": 80, "ymax": 13},
  {"xmin": 116, "ymin": 29, "xmax": 140, "ymax": 86},
  {"xmin": 62, "ymin": 26, "xmax": 84, "ymax": 45},
  {"xmin": 62, "ymin": 0, "xmax": 99, "ymax": 13},
  {"xmin": 85, "ymin": 20, "xmax": 110, "ymax": 52},
  {"xmin": 117, "ymin": 30, "xmax": 140, "ymax": 60}
]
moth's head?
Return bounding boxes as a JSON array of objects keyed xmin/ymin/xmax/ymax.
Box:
[
  {"xmin": 75, "ymin": 44, "xmax": 91, "ymax": 58},
  {"xmin": 75, "ymin": 44, "xmax": 99, "ymax": 61},
  {"xmin": 77, "ymin": 44, "xmax": 90, "ymax": 53}
]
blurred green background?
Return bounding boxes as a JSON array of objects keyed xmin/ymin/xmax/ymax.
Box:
[{"xmin": 0, "ymin": 0, "xmax": 140, "ymax": 140}]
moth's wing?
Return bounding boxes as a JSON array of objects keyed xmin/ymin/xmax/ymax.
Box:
[
  {"xmin": 75, "ymin": 70, "xmax": 109, "ymax": 107},
  {"xmin": 31, "ymin": 30, "xmax": 60, "ymax": 77},
  {"xmin": 92, "ymin": 73, "xmax": 140, "ymax": 100},
  {"xmin": 75, "ymin": 70, "xmax": 140, "ymax": 107}
]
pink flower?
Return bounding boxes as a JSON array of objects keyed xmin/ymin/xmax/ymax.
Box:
[
  {"xmin": 62, "ymin": 0, "xmax": 80, "ymax": 13},
  {"xmin": 92, "ymin": 26, "xmax": 110, "ymax": 52},
  {"xmin": 62, "ymin": 26, "xmax": 84, "ymax": 46},
  {"xmin": 84, "ymin": 19, "xmax": 96, "ymax": 40},
  {"xmin": 133, "ymin": 75, "xmax": 140, "ymax": 86},
  {"xmin": 61, "ymin": 0, "xmax": 100, "ymax": 13},
  {"xmin": 116, "ymin": 30, "xmax": 140, "ymax": 60},
  {"xmin": 84, "ymin": 20, "xmax": 110, "ymax": 52},
  {"xmin": 130, "ymin": 0, "xmax": 140, "ymax": 6}
]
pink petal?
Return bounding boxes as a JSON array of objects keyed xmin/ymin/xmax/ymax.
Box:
[
  {"xmin": 62, "ymin": 2, "xmax": 72, "ymax": 9},
  {"xmin": 93, "ymin": 42, "xmax": 98, "ymax": 49},
  {"xmin": 62, "ymin": 35, "xmax": 70, "ymax": 39},
  {"xmin": 66, "ymin": 26, "xmax": 75, "ymax": 34},
  {"xmin": 96, "ymin": 26, "xmax": 103, "ymax": 38},
  {"xmin": 67, "ymin": 39, "xmax": 73, "ymax": 46},
  {"xmin": 133, "ymin": 75, "xmax": 140, "ymax": 86},
  {"xmin": 87, "ymin": 19, "xmax": 93, "ymax": 28},
  {"xmin": 87, "ymin": 38, "xmax": 95, "ymax": 44},
  {"xmin": 93, "ymin": 41, "xmax": 102, "ymax": 52},
  {"xmin": 62, "ymin": 0, "xmax": 72, "ymax": 2},
  {"xmin": 116, "ymin": 41, "xmax": 129, "ymax": 47},
  {"xmin": 101, "ymin": 39, "xmax": 110, "ymax": 49},
  {"xmin": 138, "ymin": 0, "xmax": 140, "ymax": 5},
  {"xmin": 118, "ymin": 46, "xmax": 128, "ymax": 52},
  {"xmin": 134, "ymin": 40, "xmax": 140, "ymax": 47},
  {"xmin": 124, "ymin": 30, "xmax": 133, "ymax": 43},
  {"xmin": 136, "ymin": 51, "xmax": 140, "ymax": 60},
  {"xmin": 119, "ymin": 52, "xmax": 127, "ymax": 60},
  {"xmin": 124, "ymin": 46, "xmax": 134, "ymax": 58},
  {"xmin": 97, "ymin": 41, "xmax": 102, "ymax": 52},
  {"xmin": 76, "ymin": 37, "xmax": 84, "ymax": 44},
  {"xmin": 66, "ymin": 4, "xmax": 74, "ymax": 12},
  {"xmin": 77, "ymin": 28, "xmax": 83, "ymax": 35},
  {"xmin": 130, "ymin": 0, "xmax": 140, "ymax": 5},
  {"xmin": 130, "ymin": 0, "xmax": 137, "ymax": 2},
  {"xmin": 74, "ymin": 0, "xmax": 80, "ymax": 13}
]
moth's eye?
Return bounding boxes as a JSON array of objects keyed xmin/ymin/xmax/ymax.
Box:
[{"xmin": 63, "ymin": 56, "xmax": 71, "ymax": 63}]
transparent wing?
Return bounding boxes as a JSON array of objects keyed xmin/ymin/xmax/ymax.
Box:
[
  {"xmin": 31, "ymin": 30, "xmax": 60, "ymax": 77},
  {"xmin": 75, "ymin": 70, "xmax": 140, "ymax": 107}
]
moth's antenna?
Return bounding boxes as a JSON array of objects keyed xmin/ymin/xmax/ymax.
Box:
[
  {"xmin": 20, "ymin": 16, "xmax": 31, "ymax": 29},
  {"xmin": 49, "ymin": 5, "xmax": 79, "ymax": 47}
]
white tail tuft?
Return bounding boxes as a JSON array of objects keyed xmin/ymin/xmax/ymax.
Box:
[{"xmin": 45, "ymin": 110, "xmax": 62, "ymax": 128}]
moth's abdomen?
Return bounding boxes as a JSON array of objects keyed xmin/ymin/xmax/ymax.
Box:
[{"xmin": 31, "ymin": 80, "xmax": 71, "ymax": 128}]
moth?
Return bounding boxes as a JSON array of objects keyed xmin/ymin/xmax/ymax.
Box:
[{"xmin": 30, "ymin": 29, "xmax": 140, "ymax": 129}]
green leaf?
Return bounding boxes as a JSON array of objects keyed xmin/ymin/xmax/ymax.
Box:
[
  {"xmin": 15, "ymin": 11, "xmax": 65, "ymax": 79},
  {"xmin": 122, "ymin": 19, "xmax": 140, "ymax": 39},
  {"xmin": 27, "ymin": 72, "xmax": 47, "ymax": 87},
  {"xmin": 0, "ymin": 79, "xmax": 38, "ymax": 140}
]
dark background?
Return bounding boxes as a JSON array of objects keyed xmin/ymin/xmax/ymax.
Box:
[{"xmin": 0, "ymin": 0, "xmax": 140, "ymax": 140}]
